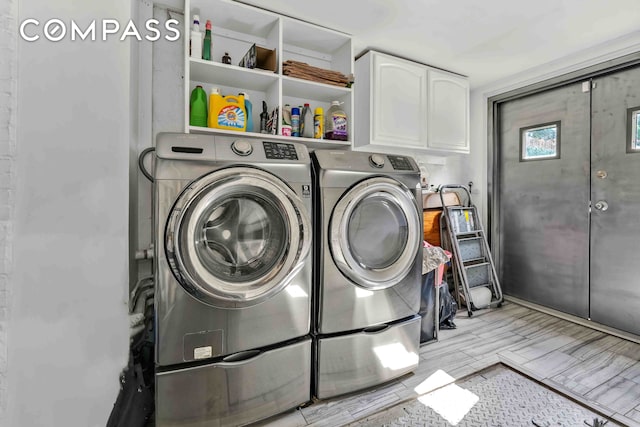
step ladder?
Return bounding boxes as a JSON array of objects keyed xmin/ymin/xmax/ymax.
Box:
[{"xmin": 438, "ymin": 185, "xmax": 503, "ymax": 317}]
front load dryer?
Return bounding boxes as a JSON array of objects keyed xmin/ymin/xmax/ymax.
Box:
[
  {"xmin": 311, "ymin": 150, "xmax": 423, "ymax": 399},
  {"xmin": 153, "ymin": 133, "xmax": 312, "ymax": 426}
]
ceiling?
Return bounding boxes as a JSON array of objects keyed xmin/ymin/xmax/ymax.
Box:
[{"xmin": 236, "ymin": 0, "xmax": 640, "ymax": 88}]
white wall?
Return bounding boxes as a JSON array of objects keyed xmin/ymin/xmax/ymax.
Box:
[
  {"xmin": 0, "ymin": 0, "xmax": 17, "ymax": 416},
  {"xmin": 465, "ymin": 31, "xmax": 640, "ymax": 227},
  {"xmin": 130, "ymin": 3, "xmax": 183, "ymax": 288},
  {"xmin": 8, "ymin": 0, "xmax": 131, "ymax": 425},
  {"xmin": 412, "ymin": 153, "xmax": 468, "ymax": 193}
]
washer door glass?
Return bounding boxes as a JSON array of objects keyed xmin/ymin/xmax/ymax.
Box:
[
  {"xmin": 166, "ymin": 167, "xmax": 311, "ymax": 308},
  {"xmin": 348, "ymin": 195, "xmax": 409, "ymax": 269},
  {"xmin": 330, "ymin": 177, "xmax": 420, "ymax": 290},
  {"xmin": 197, "ymin": 192, "xmax": 287, "ymax": 283}
]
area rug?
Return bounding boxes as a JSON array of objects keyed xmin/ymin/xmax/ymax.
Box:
[{"xmin": 349, "ymin": 364, "xmax": 617, "ymax": 427}]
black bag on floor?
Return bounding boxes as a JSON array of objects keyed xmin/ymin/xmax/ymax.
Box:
[
  {"xmin": 419, "ymin": 271, "xmax": 437, "ymax": 343},
  {"xmin": 439, "ymin": 281, "xmax": 458, "ymax": 329},
  {"xmin": 106, "ymin": 352, "xmax": 154, "ymax": 427}
]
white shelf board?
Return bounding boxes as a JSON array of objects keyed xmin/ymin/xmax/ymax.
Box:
[
  {"xmin": 282, "ymin": 76, "xmax": 351, "ymax": 101},
  {"xmin": 190, "ymin": 58, "xmax": 278, "ymax": 91},
  {"xmin": 282, "ymin": 17, "xmax": 350, "ymax": 54},
  {"xmin": 193, "ymin": 1, "xmax": 279, "ymax": 40},
  {"xmin": 189, "ymin": 126, "xmax": 352, "ymax": 150}
]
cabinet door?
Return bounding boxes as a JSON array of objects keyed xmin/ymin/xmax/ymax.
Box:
[
  {"xmin": 372, "ymin": 53, "xmax": 428, "ymax": 148},
  {"xmin": 427, "ymin": 70, "xmax": 469, "ymax": 153}
]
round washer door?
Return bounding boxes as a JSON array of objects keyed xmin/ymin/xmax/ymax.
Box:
[
  {"xmin": 166, "ymin": 167, "xmax": 311, "ymax": 308},
  {"xmin": 330, "ymin": 177, "xmax": 420, "ymax": 290}
]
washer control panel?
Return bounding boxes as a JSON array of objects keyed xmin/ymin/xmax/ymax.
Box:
[
  {"xmin": 263, "ymin": 141, "xmax": 299, "ymax": 160},
  {"xmin": 388, "ymin": 155, "xmax": 414, "ymax": 171}
]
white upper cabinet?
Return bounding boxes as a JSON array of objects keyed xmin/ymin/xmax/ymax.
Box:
[
  {"xmin": 427, "ymin": 70, "xmax": 469, "ymax": 152},
  {"xmin": 184, "ymin": 0, "xmax": 354, "ymax": 149},
  {"xmin": 355, "ymin": 51, "xmax": 469, "ymax": 154},
  {"xmin": 372, "ymin": 53, "xmax": 428, "ymax": 148}
]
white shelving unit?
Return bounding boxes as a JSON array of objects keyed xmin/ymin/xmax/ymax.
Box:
[{"xmin": 184, "ymin": 0, "xmax": 354, "ymax": 148}]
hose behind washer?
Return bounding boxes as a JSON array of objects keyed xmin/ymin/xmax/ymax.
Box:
[{"xmin": 138, "ymin": 147, "xmax": 155, "ymax": 182}]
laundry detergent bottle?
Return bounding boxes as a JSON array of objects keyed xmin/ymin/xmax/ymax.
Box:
[
  {"xmin": 189, "ymin": 85, "xmax": 208, "ymax": 127},
  {"xmin": 324, "ymin": 101, "xmax": 348, "ymax": 141},
  {"xmin": 208, "ymin": 88, "xmax": 247, "ymax": 131}
]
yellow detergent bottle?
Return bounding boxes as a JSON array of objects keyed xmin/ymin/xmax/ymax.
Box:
[{"xmin": 208, "ymin": 88, "xmax": 247, "ymax": 131}]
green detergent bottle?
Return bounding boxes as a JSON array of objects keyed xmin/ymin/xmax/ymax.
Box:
[{"xmin": 189, "ymin": 85, "xmax": 208, "ymax": 127}]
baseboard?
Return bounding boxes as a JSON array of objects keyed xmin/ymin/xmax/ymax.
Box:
[{"xmin": 505, "ymin": 295, "xmax": 640, "ymax": 345}]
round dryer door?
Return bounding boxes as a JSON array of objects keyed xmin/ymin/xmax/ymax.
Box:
[
  {"xmin": 166, "ymin": 167, "xmax": 311, "ymax": 308},
  {"xmin": 330, "ymin": 177, "xmax": 420, "ymax": 290}
]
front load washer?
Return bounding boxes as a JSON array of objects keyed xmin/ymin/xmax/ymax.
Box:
[
  {"xmin": 154, "ymin": 133, "xmax": 312, "ymax": 426},
  {"xmin": 311, "ymin": 150, "xmax": 423, "ymax": 399}
]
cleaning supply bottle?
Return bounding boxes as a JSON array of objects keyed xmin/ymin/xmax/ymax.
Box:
[
  {"xmin": 189, "ymin": 85, "xmax": 207, "ymax": 127},
  {"xmin": 313, "ymin": 107, "xmax": 324, "ymax": 139},
  {"xmin": 291, "ymin": 107, "xmax": 300, "ymax": 137},
  {"xmin": 325, "ymin": 101, "xmax": 348, "ymax": 140},
  {"xmin": 260, "ymin": 100, "xmax": 268, "ymax": 133},
  {"xmin": 189, "ymin": 15, "xmax": 202, "ymax": 59},
  {"xmin": 282, "ymin": 104, "xmax": 292, "ymax": 127},
  {"xmin": 301, "ymin": 103, "xmax": 313, "ymax": 138},
  {"xmin": 239, "ymin": 92, "xmax": 253, "ymax": 133},
  {"xmin": 202, "ymin": 20, "xmax": 212, "ymax": 61}
]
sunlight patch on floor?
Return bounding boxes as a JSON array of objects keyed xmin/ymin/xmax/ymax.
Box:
[
  {"xmin": 417, "ymin": 382, "xmax": 479, "ymax": 425},
  {"xmin": 411, "ymin": 369, "xmax": 479, "ymax": 425},
  {"xmin": 413, "ymin": 369, "xmax": 455, "ymax": 395}
]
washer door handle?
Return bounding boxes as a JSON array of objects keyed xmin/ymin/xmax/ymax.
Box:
[{"xmin": 221, "ymin": 349, "xmax": 262, "ymax": 365}]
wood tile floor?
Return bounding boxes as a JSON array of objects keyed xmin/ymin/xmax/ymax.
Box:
[{"xmin": 259, "ymin": 301, "xmax": 640, "ymax": 427}]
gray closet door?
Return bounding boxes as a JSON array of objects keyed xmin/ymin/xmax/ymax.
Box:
[
  {"xmin": 590, "ymin": 67, "xmax": 640, "ymax": 335},
  {"xmin": 498, "ymin": 82, "xmax": 591, "ymax": 317}
]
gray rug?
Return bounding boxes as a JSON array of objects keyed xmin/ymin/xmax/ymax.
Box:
[{"xmin": 350, "ymin": 364, "xmax": 617, "ymax": 427}]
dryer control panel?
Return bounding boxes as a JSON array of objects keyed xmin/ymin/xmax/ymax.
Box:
[{"xmin": 388, "ymin": 155, "xmax": 414, "ymax": 171}]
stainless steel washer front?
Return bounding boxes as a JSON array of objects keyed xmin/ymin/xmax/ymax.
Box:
[
  {"xmin": 154, "ymin": 133, "xmax": 313, "ymax": 367},
  {"xmin": 166, "ymin": 167, "xmax": 311, "ymax": 308}
]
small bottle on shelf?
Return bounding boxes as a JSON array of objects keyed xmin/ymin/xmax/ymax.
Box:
[
  {"xmin": 313, "ymin": 107, "xmax": 324, "ymax": 139},
  {"xmin": 301, "ymin": 103, "xmax": 313, "ymax": 138},
  {"xmin": 325, "ymin": 101, "xmax": 348, "ymax": 141},
  {"xmin": 282, "ymin": 104, "xmax": 292, "ymax": 128},
  {"xmin": 260, "ymin": 101, "xmax": 268, "ymax": 134},
  {"xmin": 189, "ymin": 15, "xmax": 202, "ymax": 59},
  {"xmin": 222, "ymin": 52, "xmax": 232, "ymax": 64},
  {"xmin": 202, "ymin": 20, "xmax": 212, "ymax": 61},
  {"xmin": 239, "ymin": 92, "xmax": 253, "ymax": 133},
  {"xmin": 291, "ymin": 107, "xmax": 300, "ymax": 137}
]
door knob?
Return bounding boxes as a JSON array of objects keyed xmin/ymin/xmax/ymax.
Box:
[
  {"xmin": 594, "ymin": 200, "xmax": 609, "ymax": 211},
  {"xmin": 596, "ymin": 170, "xmax": 608, "ymax": 179}
]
